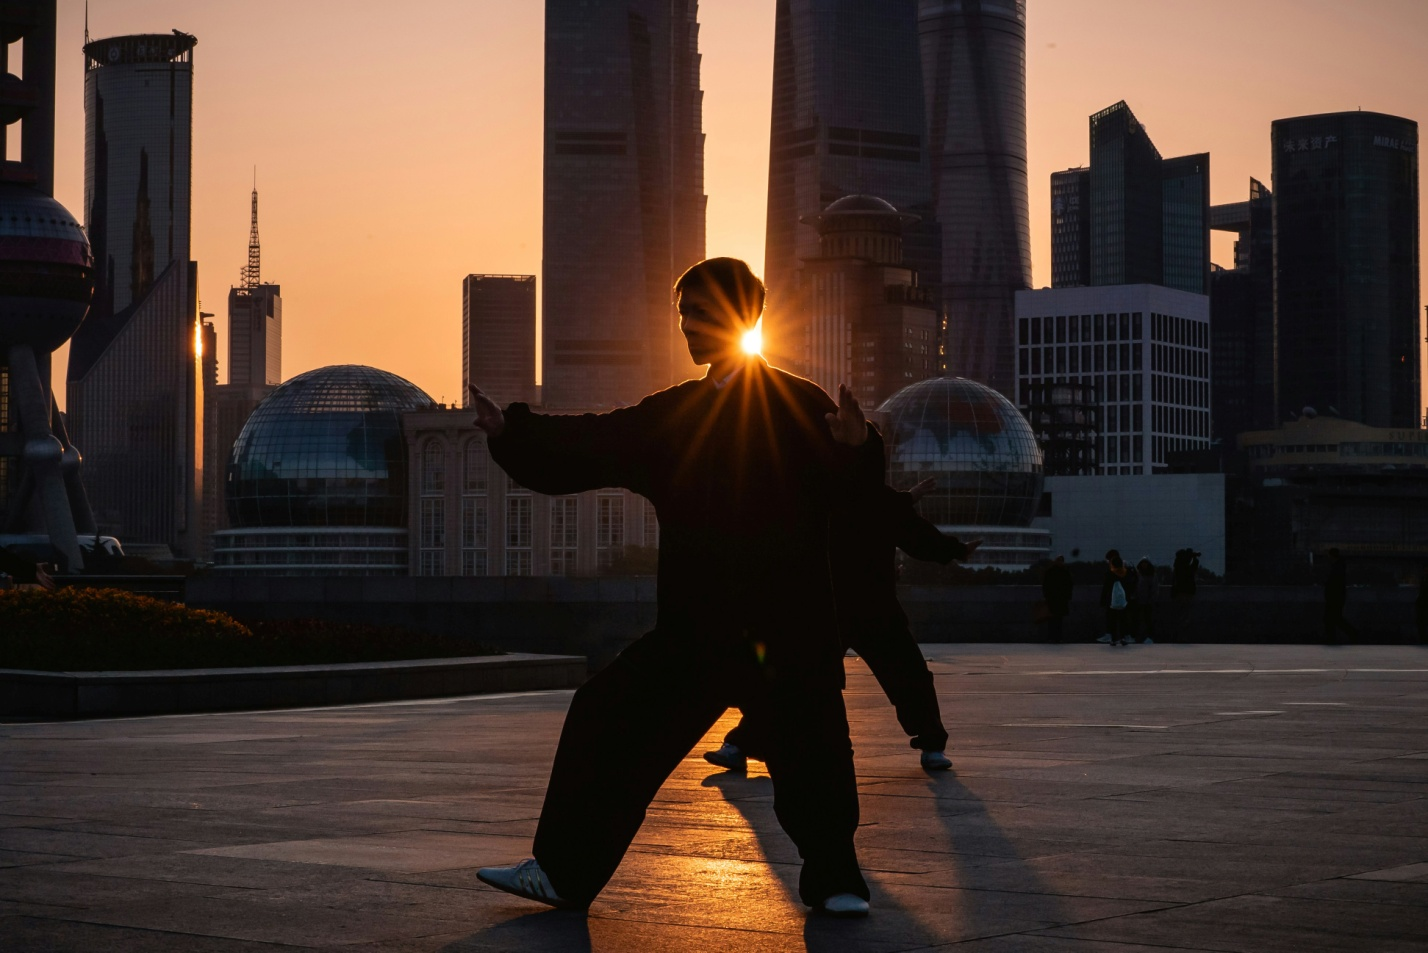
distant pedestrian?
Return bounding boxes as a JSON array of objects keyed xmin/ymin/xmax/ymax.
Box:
[
  {"xmin": 1099, "ymin": 550, "xmax": 1132, "ymax": 647},
  {"xmin": 1131, "ymin": 556, "xmax": 1158, "ymax": 644},
  {"xmin": 1322, "ymin": 548, "xmax": 1358, "ymax": 645},
  {"xmin": 1170, "ymin": 548, "xmax": 1200, "ymax": 640},
  {"xmin": 1041, "ymin": 556, "xmax": 1073, "ymax": 643}
]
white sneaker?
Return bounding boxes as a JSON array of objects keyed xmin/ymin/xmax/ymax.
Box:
[
  {"xmin": 819, "ymin": 893, "xmax": 870, "ymax": 918},
  {"xmin": 920, "ymin": 750, "xmax": 953, "ymax": 772},
  {"xmin": 476, "ymin": 858, "xmax": 582, "ymax": 910},
  {"xmin": 1096, "ymin": 634, "xmax": 1113, "ymax": 644},
  {"xmin": 703, "ymin": 742, "xmax": 747, "ymax": 772}
]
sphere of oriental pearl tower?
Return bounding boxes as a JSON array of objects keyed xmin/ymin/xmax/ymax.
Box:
[{"xmin": 0, "ymin": 181, "xmax": 97, "ymax": 571}]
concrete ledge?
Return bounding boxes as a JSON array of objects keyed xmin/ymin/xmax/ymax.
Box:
[{"xmin": 0, "ymin": 653, "xmax": 587, "ymax": 718}]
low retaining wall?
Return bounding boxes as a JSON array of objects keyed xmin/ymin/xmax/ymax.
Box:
[
  {"xmin": 185, "ymin": 577, "xmax": 1426, "ymax": 665},
  {"xmin": 0, "ymin": 653, "xmax": 587, "ymax": 718}
]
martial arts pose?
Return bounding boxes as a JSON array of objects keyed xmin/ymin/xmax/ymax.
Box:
[
  {"xmin": 472, "ymin": 258, "xmax": 884, "ymax": 917},
  {"xmin": 706, "ymin": 482, "xmax": 979, "ymax": 773}
]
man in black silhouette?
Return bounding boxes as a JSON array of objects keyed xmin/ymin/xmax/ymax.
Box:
[
  {"xmin": 470, "ymin": 258, "xmax": 882, "ymax": 917},
  {"xmin": 706, "ymin": 480, "xmax": 979, "ymax": 772}
]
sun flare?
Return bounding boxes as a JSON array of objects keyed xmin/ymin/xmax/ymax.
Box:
[{"xmin": 741, "ymin": 320, "xmax": 763, "ymax": 356}]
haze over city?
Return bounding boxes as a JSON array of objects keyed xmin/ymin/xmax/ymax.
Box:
[{"xmin": 48, "ymin": 0, "xmax": 1428, "ymax": 409}]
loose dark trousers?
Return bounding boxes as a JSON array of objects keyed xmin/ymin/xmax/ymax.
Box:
[
  {"xmin": 532, "ymin": 627, "xmax": 867, "ymax": 909},
  {"xmin": 727, "ymin": 604, "xmax": 948, "ymax": 754}
]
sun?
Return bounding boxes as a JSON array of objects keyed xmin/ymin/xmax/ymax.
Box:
[{"xmin": 740, "ymin": 319, "xmax": 763, "ymax": 356}]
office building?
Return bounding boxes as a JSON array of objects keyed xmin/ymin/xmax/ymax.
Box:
[
  {"xmin": 1273, "ymin": 111, "xmax": 1421, "ymax": 428},
  {"xmin": 1161, "ymin": 152, "xmax": 1211, "ymax": 296},
  {"xmin": 918, "ymin": 0, "xmax": 1031, "ymax": 396},
  {"xmin": 1209, "ymin": 178, "xmax": 1275, "ymax": 438},
  {"xmin": 1016, "ymin": 284, "xmax": 1212, "ymax": 475},
  {"xmin": 463, "ymin": 275, "xmax": 536, "ymax": 408},
  {"xmin": 764, "ymin": 0, "xmax": 937, "ymax": 375},
  {"xmin": 542, "ymin": 0, "xmax": 705, "ymax": 409},
  {"xmin": 1056, "ymin": 102, "xmax": 1210, "ymax": 296},
  {"xmin": 797, "ymin": 195, "xmax": 938, "ymax": 409},
  {"xmin": 66, "ymin": 32, "xmax": 202, "ymax": 557},
  {"xmin": 1234, "ymin": 416, "xmax": 1428, "ymax": 581},
  {"xmin": 1050, "ymin": 168, "xmax": 1090, "ymax": 289}
]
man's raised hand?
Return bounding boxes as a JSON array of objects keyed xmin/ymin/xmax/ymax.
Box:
[
  {"xmin": 469, "ymin": 384, "xmax": 505, "ymax": 437},
  {"xmin": 825, "ymin": 383, "xmax": 868, "ymax": 447}
]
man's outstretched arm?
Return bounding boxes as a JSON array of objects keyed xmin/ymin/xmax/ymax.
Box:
[{"xmin": 471, "ymin": 384, "xmax": 648, "ymax": 497}]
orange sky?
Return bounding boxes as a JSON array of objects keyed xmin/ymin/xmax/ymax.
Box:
[{"xmin": 51, "ymin": 0, "xmax": 1428, "ymax": 413}]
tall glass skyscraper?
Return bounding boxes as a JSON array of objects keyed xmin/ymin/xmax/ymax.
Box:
[
  {"xmin": 67, "ymin": 33, "xmax": 202, "ymax": 556},
  {"xmin": 763, "ymin": 0, "xmax": 936, "ymax": 375},
  {"xmin": 541, "ymin": 0, "xmax": 705, "ymax": 409},
  {"xmin": 1055, "ymin": 102, "xmax": 1209, "ymax": 297},
  {"xmin": 919, "ymin": 0, "xmax": 1031, "ymax": 399},
  {"xmin": 1273, "ymin": 111, "xmax": 1421, "ymax": 428}
]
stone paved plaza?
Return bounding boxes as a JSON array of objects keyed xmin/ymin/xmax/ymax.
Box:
[{"xmin": 2, "ymin": 644, "xmax": 1426, "ymax": 952}]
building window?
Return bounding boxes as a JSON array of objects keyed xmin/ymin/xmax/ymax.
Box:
[
  {"xmin": 465, "ymin": 439, "xmax": 489, "ymax": 493},
  {"xmin": 421, "ymin": 439, "xmax": 445, "ymax": 495},
  {"xmin": 461, "ymin": 496, "xmax": 488, "ymax": 575},
  {"xmin": 597, "ymin": 492, "xmax": 624, "ymax": 570},
  {"xmin": 550, "ymin": 496, "xmax": 578, "ymax": 576},
  {"xmin": 506, "ymin": 496, "xmax": 532, "ymax": 575},
  {"xmin": 420, "ymin": 550, "xmax": 445, "ymax": 576},
  {"xmin": 642, "ymin": 498, "xmax": 659, "ymax": 549},
  {"xmin": 420, "ymin": 498, "xmax": 444, "ymax": 549}
]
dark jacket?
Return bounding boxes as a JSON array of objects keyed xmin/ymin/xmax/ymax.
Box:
[
  {"xmin": 489, "ymin": 359, "xmax": 884, "ymax": 672},
  {"xmin": 1100, "ymin": 567, "xmax": 1133, "ymax": 609},
  {"xmin": 1042, "ymin": 563, "xmax": 1073, "ymax": 612}
]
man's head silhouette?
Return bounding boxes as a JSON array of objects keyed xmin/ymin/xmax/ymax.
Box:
[{"xmin": 675, "ymin": 258, "xmax": 765, "ymax": 367}]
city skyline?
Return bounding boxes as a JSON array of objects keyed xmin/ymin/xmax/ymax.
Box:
[{"xmin": 46, "ymin": 0, "xmax": 1428, "ymax": 416}]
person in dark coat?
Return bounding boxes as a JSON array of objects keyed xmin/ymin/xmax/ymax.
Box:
[
  {"xmin": 1169, "ymin": 547, "xmax": 1200, "ymax": 641},
  {"xmin": 1130, "ymin": 556, "xmax": 1158, "ymax": 645},
  {"xmin": 1323, "ymin": 548, "xmax": 1358, "ymax": 644},
  {"xmin": 470, "ymin": 258, "xmax": 883, "ymax": 918},
  {"xmin": 1100, "ymin": 550, "xmax": 1133, "ymax": 647},
  {"xmin": 707, "ymin": 480, "xmax": 980, "ymax": 773},
  {"xmin": 1041, "ymin": 555, "xmax": 1073, "ymax": 643}
]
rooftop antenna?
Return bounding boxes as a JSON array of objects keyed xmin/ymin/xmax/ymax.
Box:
[
  {"xmin": 242, "ymin": 172, "xmax": 260, "ymax": 288},
  {"xmin": 84, "ymin": 2, "xmax": 89, "ymax": 44}
]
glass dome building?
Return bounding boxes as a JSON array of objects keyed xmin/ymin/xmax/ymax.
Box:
[
  {"xmin": 213, "ymin": 365, "xmax": 434, "ymax": 574},
  {"xmin": 876, "ymin": 377, "xmax": 1050, "ymax": 568}
]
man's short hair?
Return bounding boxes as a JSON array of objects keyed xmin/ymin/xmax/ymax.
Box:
[{"xmin": 674, "ymin": 258, "xmax": 765, "ymax": 328}]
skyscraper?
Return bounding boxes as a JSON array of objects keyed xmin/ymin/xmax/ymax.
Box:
[
  {"xmin": 1210, "ymin": 178, "xmax": 1274, "ymax": 438},
  {"xmin": 1273, "ymin": 111, "xmax": 1421, "ymax": 428},
  {"xmin": 796, "ymin": 195, "xmax": 938, "ymax": 409},
  {"xmin": 227, "ymin": 189, "xmax": 280, "ymax": 389},
  {"xmin": 212, "ymin": 187, "xmax": 281, "ymax": 542},
  {"xmin": 1088, "ymin": 101, "xmax": 1163, "ymax": 288},
  {"xmin": 919, "ymin": 0, "xmax": 1031, "ymax": 398},
  {"xmin": 463, "ymin": 275, "xmax": 536, "ymax": 408},
  {"xmin": 1050, "ymin": 168, "xmax": 1090, "ymax": 288},
  {"xmin": 1054, "ymin": 102, "xmax": 1210, "ymax": 297},
  {"xmin": 764, "ymin": 0, "xmax": 936, "ymax": 375},
  {"xmin": 541, "ymin": 0, "xmax": 705, "ymax": 409},
  {"xmin": 67, "ymin": 32, "xmax": 202, "ymax": 556}
]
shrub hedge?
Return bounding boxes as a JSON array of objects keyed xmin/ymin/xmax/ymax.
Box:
[{"xmin": 0, "ymin": 588, "xmax": 499, "ymax": 672}]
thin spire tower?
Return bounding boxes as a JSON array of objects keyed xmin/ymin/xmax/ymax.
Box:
[{"xmin": 242, "ymin": 178, "xmax": 260, "ymax": 288}]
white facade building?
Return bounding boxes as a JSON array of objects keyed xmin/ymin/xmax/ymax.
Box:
[
  {"xmin": 1015, "ymin": 285, "xmax": 1211, "ymax": 474},
  {"xmin": 1035, "ymin": 473, "xmax": 1226, "ymax": 575}
]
